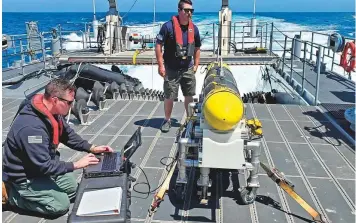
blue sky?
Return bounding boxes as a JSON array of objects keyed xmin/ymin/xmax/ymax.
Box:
[{"xmin": 2, "ymin": 0, "xmax": 355, "ymax": 12}]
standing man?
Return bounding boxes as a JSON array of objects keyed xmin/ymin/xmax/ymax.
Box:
[
  {"xmin": 155, "ymin": 0, "xmax": 201, "ymax": 133},
  {"xmin": 2, "ymin": 78, "xmax": 114, "ymax": 216}
]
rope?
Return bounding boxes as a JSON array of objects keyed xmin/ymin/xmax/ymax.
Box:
[{"xmin": 121, "ymin": 0, "xmax": 139, "ymax": 19}]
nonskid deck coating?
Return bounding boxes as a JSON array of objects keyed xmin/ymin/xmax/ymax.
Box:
[{"xmin": 2, "ymin": 98, "xmax": 355, "ymax": 223}]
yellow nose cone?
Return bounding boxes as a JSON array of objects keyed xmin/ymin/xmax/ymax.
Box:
[{"xmin": 203, "ymin": 90, "xmax": 244, "ymax": 131}]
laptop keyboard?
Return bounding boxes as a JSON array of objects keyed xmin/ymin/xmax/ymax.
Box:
[{"xmin": 101, "ymin": 153, "xmax": 117, "ymax": 171}]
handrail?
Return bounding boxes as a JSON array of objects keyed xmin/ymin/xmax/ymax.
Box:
[
  {"xmin": 3, "ymin": 20, "xmax": 354, "ymax": 80},
  {"xmin": 3, "ymin": 19, "xmax": 354, "ymax": 107}
]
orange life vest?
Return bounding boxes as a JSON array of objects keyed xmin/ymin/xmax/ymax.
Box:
[
  {"xmin": 171, "ymin": 16, "xmax": 195, "ymax": 58},
  {"xmin": 31, "ymin": 94, "xmax": 64, "ymax": 146}
]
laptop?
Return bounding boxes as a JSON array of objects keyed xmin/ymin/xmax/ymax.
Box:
[{"xmin": 83, "ymin": 127, "xmax": 142, "ymax": 178}]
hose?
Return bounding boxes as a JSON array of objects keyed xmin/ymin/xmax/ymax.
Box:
[
  {"xmin": 242, "ymin": 90, "xmax": 278, "ymax": 104},
  {"xmin": 2, "ymin": 69, "xmax": 52, "ymax": 86},
  {"xmin": 328, "ymin": 33, "xmax": 345, "ymax": 53}
]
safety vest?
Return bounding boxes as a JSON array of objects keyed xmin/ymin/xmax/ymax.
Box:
[
  {"xmin": 31, "ymin": 94, "xmax": 64, "ymax": 147},
  {"xmin": 171, "ymin": 16, "xmax": 195, "ymax": 58}
]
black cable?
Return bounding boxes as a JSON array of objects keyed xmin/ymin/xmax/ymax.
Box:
[
  {"xmin": 132, "ymin": 156, "xmax": 177, "ymax": 199},
  {"xmin": 200, "ymin": 31, "xmax": 209, "ymax": 43},
  {"xmin": 229, "ymin": 42, "xmax": 237, "ymax": 52},
  {"xmin": 2, "ymin": 69, "xmax": 52, "ymax": 86},
  {"xmin": 159, "ymin": 156, "xmax": 176, "ymax": 172},
  {"xmin": 132, "ymin": 165, "xmax": 152, "ymax": 199}
]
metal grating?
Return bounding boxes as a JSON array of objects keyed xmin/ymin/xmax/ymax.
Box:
[
  {"xmin": 321, "ymin": 103, "xmax": 355, "ymax": 120},
  {"xmin": 2, "ymin": 101, "xmax": 355, "ymax": 223}
]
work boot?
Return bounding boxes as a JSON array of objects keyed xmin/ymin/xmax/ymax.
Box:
[{"xmin": 161, "ymin": 119, "xmax": 171, "ymax": 133}]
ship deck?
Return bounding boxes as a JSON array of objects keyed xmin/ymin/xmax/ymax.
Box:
[
  {"xmin": 277, "ymin": 58, "xmax": 355, "ymax": 140},
  {"xmin": 2, "ymin": 13, "xmax": 356, "ymax": 223},
  {"xmin": 2, "ymin": 96, "xmax": 355, "ymax": 223}
]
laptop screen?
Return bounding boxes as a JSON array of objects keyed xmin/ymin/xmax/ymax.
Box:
[{"xmin": 121, "ymin": 127, "xmax": 142, "ymax": 166}]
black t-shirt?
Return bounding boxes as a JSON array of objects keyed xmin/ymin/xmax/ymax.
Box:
[{"xmin": 156, "ymin": 20, "xmax": 201, "ymax": 70}]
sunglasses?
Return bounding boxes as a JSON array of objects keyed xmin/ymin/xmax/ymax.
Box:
[
  {"xmin": 56, "ymin": 96, "xmax": 74, "ymax": 106},
  {"xmin": 181, "ymin": 8, "xmax": 194, "ymax": 14}
]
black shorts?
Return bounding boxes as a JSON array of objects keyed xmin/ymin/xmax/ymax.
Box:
[{"xmin": 163, "ymin": 66, "xmax": 196, "ymax": 100}]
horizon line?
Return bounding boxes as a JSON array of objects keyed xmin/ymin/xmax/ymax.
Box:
[{"xmin": 3, "ymin": 11, "xmax": 354, "ymax": 13}]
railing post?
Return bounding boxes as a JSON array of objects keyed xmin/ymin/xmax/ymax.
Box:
[
  {"xmin": 314, "ymin": 45, "xmax": 322, "ymax": 106},
  {"xmin": 265, "ymin": 23, "xmax": 268, "ymax": 48},
  {"xmin": 13, "ymin": 38, "xmax": 17, "ymax": 55},
  {"xmin": 269, "ymin": 22, "xmax": 274, "ymax": 54},
  {"xmin": 302, "ymin": 41, "xmax": 307, "ymax": 94},
  {"xmin": 27, "ymin": 36, "xmax": 32, "ymax": 63},
  {"xmin": 88, "ymin": 25, "xmax": 92, "ymax": 48},
  {"xmin": 290, "ymin": 37, "xmax": 294, "ymax": 84},
  {"xmin": 82, "ymin": 31, "xmax": 85, "ymax": 49},
  {"xmin": 260, "ymin": 26, "xmax": 263, "ymax": 48},
  {"xmin": 327, "ymin": 35, "xmax": 331, "ymax": 57},
  {"xmin": 40, "ymin": 34, "xmax": 46, "ymax": 69},
  {"xmin": 233, "ymin": 22, "xmax": 236, "ymax": 43},
  {"xmin": 282, "ymin": 35, "xmax": 287, "ymax": 74},
  {"xmin": 20, "ymin": 39, "xmax": 25, "ymax": 75},
  {"xmin": 242, "ymin": 26, "xmax": 245, "ymax": 50},
  {"xmin": 229, "ymin": 21, "xmax": 232, "ymax": 54},
  {"xmin": 310, "ymin": 32, "xmax": 314, "ymax": 61},
  {"xmin": 213, "ymin": 23, "xmax": 215, "ymax": 54},
  {"xmin": 331, "ymin": 51, "xmax": 335, "ymax": 72}
]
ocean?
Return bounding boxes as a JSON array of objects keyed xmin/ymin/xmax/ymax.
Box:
[
  {"xmin": 2, "ymin": 12, "xmax": 355, "ymax": 37},
  {"xmin": 2, "ymin": 12, "xmax": 356, "ymax": 98}
]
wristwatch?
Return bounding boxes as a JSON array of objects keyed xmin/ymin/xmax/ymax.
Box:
[{"xmin": 90, "ymin": 144, "xmax": 97, "ymax": 152}]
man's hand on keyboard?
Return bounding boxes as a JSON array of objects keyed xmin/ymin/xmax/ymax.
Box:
[
  {"xmin": 73, "ymin": 153, "xmax": 100, "ymax": 169},
  {"xmin": 90, "ymin": 145, "xmax": 114, "ymax": 154}
]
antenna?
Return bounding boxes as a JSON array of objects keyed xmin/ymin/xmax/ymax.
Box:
[
  {"xmin": 253, "ymin": 0, "xmax": 256, "ymax": 18},
  {"xmin": 92, "ymin": 0, "xmax": 96, "ymax": 20}
]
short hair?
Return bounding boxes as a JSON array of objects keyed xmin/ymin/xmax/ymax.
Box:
[
  {"xmin": 44, "ymin": 78, "xmax": 76, "ymax": 99},
  {"xmin": 178, "ymin": 0, "xmax": 192, "ymax": 9}
]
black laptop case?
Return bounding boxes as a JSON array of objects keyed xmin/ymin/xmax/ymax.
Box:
[{"xmin": 67, "ymin": 172, "xmax": 130, "ymax": 223}]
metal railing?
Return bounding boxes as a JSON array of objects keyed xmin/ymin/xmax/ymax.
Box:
[
  {"xmin": 2, "ymin": 34, "xmax": 49, "ymax": 74},
  {"xmin": 3, "ymin": 20, "xmax": 354, "ymax": 103},
  {"xmin": 278, "ymin": 36, "xmax": 324, "ymax": 105},
  {"xmin": 269, "ymin": 23, "xmax": 355, "ymax": 74}
]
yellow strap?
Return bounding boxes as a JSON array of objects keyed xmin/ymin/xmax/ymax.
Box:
[
  {"xmin": 2, "ymin": 182, "xmax": 8, "ymax": 204},
  {"xmin": 133, "ymin": 49, "xmax": 140, "ymax": 65},
  {"xmin": 280, "ymin": 181, "xmax": 320, "ymax": 219},
  {"xmin": 206, "ymin": 61, "xmax": 231, "ymax": 72},
  {"xmin": 156, "ymin": 160, "xmax": 177, "ymax": 200}
]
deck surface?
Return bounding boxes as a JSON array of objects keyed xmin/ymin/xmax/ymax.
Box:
[
  {"xmin": 278, "ymin": 58, "xmax": 355, "ymax": 139},
  {"xmin": 2, "ymin": 96, "xmax": 355, "ymax": 223},
  {"xmin": 280, "ymin": 59, "xmax": 355, "ymax": 104}
]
